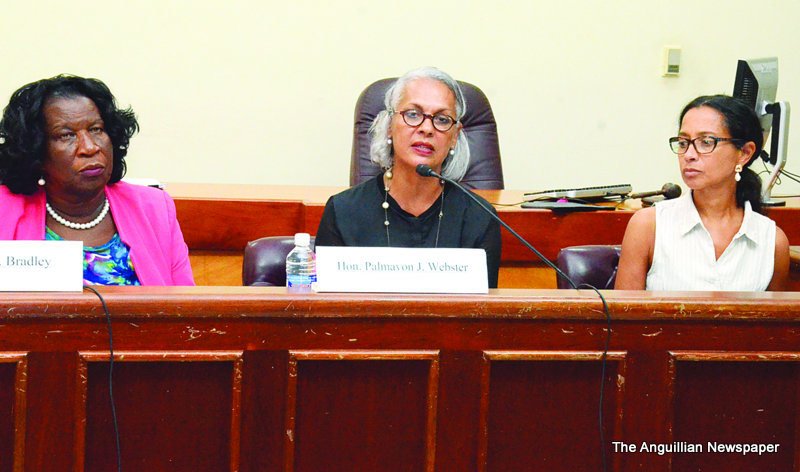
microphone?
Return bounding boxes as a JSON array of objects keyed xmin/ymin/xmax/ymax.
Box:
[
  {"xmin": 415, "ymin": 164, "xmax": 580, "ymax": 289},
  {"xmin": 629, "ymin": 183, "xmax": 682, "ymax": 200},
  {"xmin": 415, "ymin": 164, "xmax": 437, "ymax": 178}
]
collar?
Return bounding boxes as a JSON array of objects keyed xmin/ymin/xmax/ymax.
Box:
[{"xmin": 675, "ymin": 192, "xmax": 759, "ymax": 243}]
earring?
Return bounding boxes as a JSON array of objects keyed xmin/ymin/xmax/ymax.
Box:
[
  {"xmin": 37, "ymin": 177, "xmax": 45, "ymax": 186},
  {"xmin": 387, "ymin": 138, "xmax": 392, "ymax": 146},
  {"xmin": 449, "ymin": 148, "xmax": 455, "ymax": 156},
  {"xmin": 734, "ymin": 164, "xmax": 742, "ymax": 182}
]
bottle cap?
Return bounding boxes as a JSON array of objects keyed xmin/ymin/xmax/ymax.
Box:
[{"xmin": 294, "ymin": 232, "xmax": 311, "ymax": 246}]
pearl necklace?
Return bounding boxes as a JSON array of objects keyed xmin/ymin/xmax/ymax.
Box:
[
  {"xmin": 382, "ymin": 169, "xmax": 444, "ymax": 247},
  {"xmin": 46, "ymin": 198, "xmax": 110, "ymax": 230}
]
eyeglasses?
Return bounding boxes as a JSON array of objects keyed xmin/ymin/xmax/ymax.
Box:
[
  {"xmin": 393, "ymin": 109, "xmax": 457, "ymax": 132},
  {"xmin": 668, "ymin": 136, "xmax": 745, "ymax": 155}
]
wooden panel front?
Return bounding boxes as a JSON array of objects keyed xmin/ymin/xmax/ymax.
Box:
[
  {"xmin": 0, "ymin": 362, "xmax": 14, "ymax": 472},
  {"xmin": 77, "ymin": 351, "xmax": 243, "ymax": 471},
  {"xmin": 287, "ymin": 351, "xmax": 439, "ymax": 472},
  {"xmin": 669, "ymin": 352, "xmax": 800, "ymax": 471},
  {"xmin": 480, "ymin": 351, "xmax": 626, "ymax": 472},
  {"xmin": 0, "ymin": 354, "xmax": 25, "ymax": 472},
  {"xmin": 1, "ymin": 287, "xmax": 800, "ymax": 471}
]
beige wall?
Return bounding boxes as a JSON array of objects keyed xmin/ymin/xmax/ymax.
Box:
[{"xmin": 3, "ymin": 0, "xmax": 799, "ymax": 196}]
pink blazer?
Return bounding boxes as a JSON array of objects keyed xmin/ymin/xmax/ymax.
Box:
[{"xmin": 0, "ymin": 182, "xmax": 194, "ymax": 286}]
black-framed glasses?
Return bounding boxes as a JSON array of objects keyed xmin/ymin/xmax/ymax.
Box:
[
  {"xmin": 393, "ymin": 109, "xmax": 457, "ymax": 132},
  {"xmin": 668, "ymin": 136, "xmax": 745, "ymax": 155}
]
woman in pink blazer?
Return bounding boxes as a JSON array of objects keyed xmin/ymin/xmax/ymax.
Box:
[{"xmin": 0, "ymin": 75, "xmax": 193, "ymax": 286}]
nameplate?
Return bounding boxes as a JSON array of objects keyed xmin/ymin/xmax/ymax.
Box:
[
  {"xmin": 0, "ymin": 241, "xmax": 83, "ymax": 292},
  {"xmin": 314, "ymin": 246, "xmax": 488, "ymax": 294}
]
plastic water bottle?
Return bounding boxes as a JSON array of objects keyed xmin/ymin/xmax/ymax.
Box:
[{"xmin": 286, "ymin": 233, "xmax": 316, "ymax": 292}]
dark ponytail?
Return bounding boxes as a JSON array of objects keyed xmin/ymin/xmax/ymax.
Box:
[
  {"xmin": 737, "ymin": 167, "xmax": 762, "ymax": 214},
  {"xmin": 680, "ymin": 95, "xmax": 764, "ymax": 213}
]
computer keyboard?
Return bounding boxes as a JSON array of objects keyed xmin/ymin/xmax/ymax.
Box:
[{"xmin": 524, "ymin": 184, "xmax": 632, "ymax": 201}]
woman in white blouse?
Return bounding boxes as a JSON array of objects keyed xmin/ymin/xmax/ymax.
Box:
[{"xmin": 615, "ymin": 95, "xmax": 789, "ymax": 291}]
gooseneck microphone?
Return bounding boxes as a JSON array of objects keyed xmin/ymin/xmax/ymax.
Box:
[
  {"xmin": 415, "ymin": 164, "xmax": 580, "ymax": 289},
  {"xmin": 415, "ymin": 165, "xmax": 437, "ymax": 178},
  {"xmin": 629, "ymin": 183, "xmax": 682, "ymax": 200}
]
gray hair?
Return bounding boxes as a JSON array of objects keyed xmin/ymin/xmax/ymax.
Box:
[{"xmin": 368, "ymin": 67, "xmax": 470, "ymax": 181}]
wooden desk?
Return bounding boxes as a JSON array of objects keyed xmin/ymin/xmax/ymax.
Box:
[
  {"xmin": 2, "ymin": 287, "xmax": 800, "ymax": 471},
  {"xmin": 165, "ymin": 183, "xmax": 800, "ymax": 287}
]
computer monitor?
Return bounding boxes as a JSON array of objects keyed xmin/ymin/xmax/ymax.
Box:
[{"xmin": 732, "ymin": 57, "xmax": 790, "ymax": 206}]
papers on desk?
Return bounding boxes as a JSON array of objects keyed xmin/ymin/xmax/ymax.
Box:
[
  {"xmin": 315, "ymin": 246, "xmax": 488, "ymax": 294},
  {"xmin": 524, "ymin": 183, "xmax": 631, "ymax": 201}
]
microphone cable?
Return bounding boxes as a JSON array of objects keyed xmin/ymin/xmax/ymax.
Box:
[
  {"xmin": 777, "ymin": 167, "xmax": 800, "ymax": 185},
  {"xmin": 416, "ymin": 165, "xmax": 612, "ymax": 471},
  {"xmin": 84, "ymin": 285, "xmax": 122, "ymax": 472},
  {"xmin": 576, "ymin": 281, "xmax": 612, "ymax": 472},
  {"xmin": 757, "ymin": 161, "xmax": 800, "ymax": 197}
]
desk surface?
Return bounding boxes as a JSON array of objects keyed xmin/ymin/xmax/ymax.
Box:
[{"xmin": 2, "ymin": 287, "xmax": 799, "ymax": 471}]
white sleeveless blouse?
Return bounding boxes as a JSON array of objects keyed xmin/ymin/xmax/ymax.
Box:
[{"xmin": 646, "ymin": 194, "xmax": 775, "ymax": 291}]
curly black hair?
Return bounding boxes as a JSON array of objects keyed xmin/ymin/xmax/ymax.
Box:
[{"xmin": 0, "ymin": 75, "xmax": 139, "ymax": 195}]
